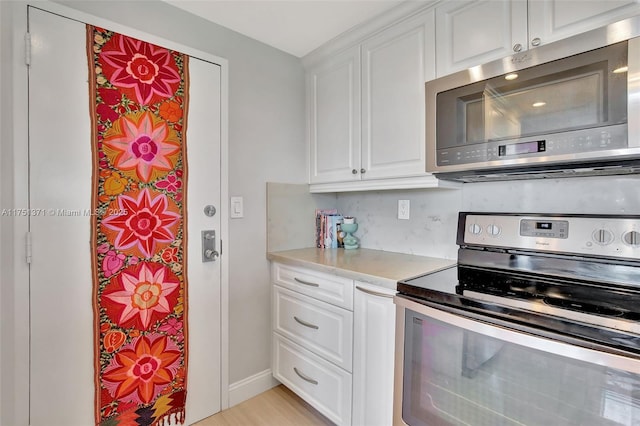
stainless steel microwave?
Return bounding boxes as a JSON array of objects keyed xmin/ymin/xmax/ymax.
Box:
[{"xmin": 426, "ymin": 16, "xmax": 640, "ymax": 182}]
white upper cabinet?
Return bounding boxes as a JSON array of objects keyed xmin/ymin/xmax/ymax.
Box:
[
  {"xmin": 528, "ymin": 0, "xmax": 640, "ymax": 46},
  {"xmin": 436, "ymin": 0, "xmax": 640, "ymax": 77},
  {"xmin": 307, "ymin": 9, "xmax": 449, "ymax": 191},
  {"xmin": 435, "ymin": 0, "xmax": 528, "ymax": 77},
  {"xmin": 308, "ymin": 46, "xmax": 361, "ymax": 184},
  {"xmin": 360, "ymin": 11, "xmax": 435, "ymax": 180}
]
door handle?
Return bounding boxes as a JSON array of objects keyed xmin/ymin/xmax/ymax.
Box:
[
  {"xmin": 204, "ymin": 249, "xmax": 219, "ymax": 261},
  {"xmin": 202, "ymin": 230, "xmax": 219, "ymax": 262}
]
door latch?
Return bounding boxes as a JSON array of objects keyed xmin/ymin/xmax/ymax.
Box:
[{"xmin": 202, "ymin": 230, "xmax": 219, "ymax": 262}]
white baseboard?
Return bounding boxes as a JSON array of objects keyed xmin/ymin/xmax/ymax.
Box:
[{"xmin": 228, "ymin": 369, "xmax": 280, "ymax": 407}]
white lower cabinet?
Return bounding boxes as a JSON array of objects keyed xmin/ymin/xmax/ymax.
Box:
[
  {"xmin": 273, "ymin": 334, "xmax": 352, "ymax": 425},
  {"xmin": 271, "ymin": 262, "xmax": 397, "ymax": 425},
  {"xmin": 352, "ymin": 282, "xmax": 396, "ymax": 426},
  {"xmin": 274, "ymin": 285, "xmax": 353, "ymax": 371}
]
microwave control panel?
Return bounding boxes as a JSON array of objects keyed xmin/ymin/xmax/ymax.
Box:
[{"xmin": 437, "ymin": 125, "xmax": 627, "ymax": 167}]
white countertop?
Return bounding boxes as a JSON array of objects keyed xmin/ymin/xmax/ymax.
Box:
[{"xmin": 267, "ymin": 247, "xmax": 456, "ymax": 290}]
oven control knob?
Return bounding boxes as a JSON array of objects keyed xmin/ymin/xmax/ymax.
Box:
[
  {"xmin": 486, "ymin": 224, "xmax": 501, "ymax": 236},
  {"xmin": 592, "ymin": 229, "xmax": 614, "ymax": 245},
  {"xmin": 468, "ymin": 223, "xmax": 482, "ymax": 235},
  {"xmin": 623, "ymin": 231, "xmax": 640, "ymax": 247}
]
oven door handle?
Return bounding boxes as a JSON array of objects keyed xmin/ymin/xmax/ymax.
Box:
[{"xmin": 394, "ymin": 296, "xmax": 640, "ymax": 374}]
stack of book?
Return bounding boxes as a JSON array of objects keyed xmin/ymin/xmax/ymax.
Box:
[{"xmin": 315, "ymin": 209, "xmax": 344, "ymax": 249}]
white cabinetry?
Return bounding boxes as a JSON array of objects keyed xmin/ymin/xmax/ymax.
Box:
[
  {"xmin": 435, "ymin": 0, "xmax": 527, "ymax": 77},
  {"xmin": 271, "ymin": 263, "xmax": 397, "ymax": 425},
  {"xmin": 352, "ymin": 282, "xmax": 396, "ymax": 426},
  {"xmin": 528, "ymin": 0, "xmax": 640, "ymax": 45},
  {"xmin": 272, "ymin": 262, "xmax": 354, "ymax": 425},
  {"xmin": 307, "ymin": 10, "xmax": 450, "ymax": 192},
  {"xmin": 436, "ymin": 0, "xmax": 640, "ymax": 77},
  {"xmin": 360, "ymin": 12, "xmax": 435, "ymax": 181},
  {"xmin": 307, "ymin": 47, "xmax": 361, "ymax": 184}
]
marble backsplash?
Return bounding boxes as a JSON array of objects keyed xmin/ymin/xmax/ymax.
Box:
[
  {"xmin": 336, "ymin": 174, "xmax": 640, "ymax": 260},
  {"xmin": 266, "ymin": 182, "xmax": 336, "ymax": 252},
  {"xmin": 267, "ymin": 174, "xmax": 640, "ymax": 259}
]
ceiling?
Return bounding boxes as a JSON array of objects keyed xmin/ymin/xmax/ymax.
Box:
[{"xmin": 164, "ymin": 0, "xmax": 407, "ymax": 57}]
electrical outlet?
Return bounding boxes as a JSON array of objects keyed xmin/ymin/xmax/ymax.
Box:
[{"xmin": 398, "ymin": 200, "xmax": 410, "ymax": 220}]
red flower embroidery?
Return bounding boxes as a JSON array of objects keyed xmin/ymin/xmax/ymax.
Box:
[
  {"xmin": 161, "ymin": 246, "xmax": 179, "ymax": 263},
  {"xmin": 101, "ymin": 188, "xmax": 180, "ymax": 258},
  {"xmin": 102, "ymin": 334, "xmax": 181, "ymax": 404},
  {"xmin": 100, "ymin": 33, "xmax": 180, "ymax": 105},
  {"xmin": 98, "ymin": 87, "xmax": 122, "ymax": 106},
  {"xmin": 102, "ymin": 262, "xmax": 180, "ymax": 330},
  {"xmin": 97, "ymin": 104, "xmax": 119, "ymax": 123}
]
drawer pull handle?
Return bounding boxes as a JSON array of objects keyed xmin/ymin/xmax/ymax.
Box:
[
  {"xmin": 294, "ymin": 367, "xmax": 318, "ymax": 385},
  {"xmin": 356, "ymin": 285, "xmax": 395, "ymax": 299},
  {"xmin": 294, "ymin": 277, "xmax": 320, "ymax": 287},
  {"xmin": 294, "ymin": 316, "xmax": 319, "ymax": 330}
]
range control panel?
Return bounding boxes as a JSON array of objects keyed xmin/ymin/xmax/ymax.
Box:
[
  {"xmin": 460, "ymin": 213, "xmax": 640, "ymax": 260},
  {"xmin": 520, "ymin": 219, "xmax": 568, "ymax": 239}
]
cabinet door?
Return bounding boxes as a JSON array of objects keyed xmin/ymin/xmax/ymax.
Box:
[
  {"xmin": 308, "ymin": 46, "xmax": 361, "ymax": 184},
  {"xmin": 352, "ymin": 282, "xmax": 396, "ymax": 426},
  {"xmin": 361, "ymin": 10, "xmax": 435, "ymax": 180},
  {"xmin": 528, "ymin": 0, "xmax": 640, "ymax": 48},
  {"xmin": 435, "ymin": 0, "xmax": 528, "ymax": 77}
]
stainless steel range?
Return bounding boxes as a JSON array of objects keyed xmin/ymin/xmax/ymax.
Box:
[{"xmin": 393, "ymin": 212, "xmax": 640, "ymax": 426}]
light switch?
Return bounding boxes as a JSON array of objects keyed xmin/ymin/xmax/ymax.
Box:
[{"xmin": 230, "ymin": 196, "xmax": 243, "ymax": 218}]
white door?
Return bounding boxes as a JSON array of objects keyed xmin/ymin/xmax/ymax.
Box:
[{"xmin": 28, "ymin": 7, "xmax": 221, "ymax": 425}]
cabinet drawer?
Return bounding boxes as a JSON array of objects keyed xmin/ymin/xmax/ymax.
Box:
[
  {"xmin": 274, "ymin": 285, "xmax": 353, "ymax": 372},
  {"xmin": 272, "ymin": 262, "xmax": 353, "ymax": 309},
  {"xmin": 273, "ymin": 333, "xmax": 352, "ymax": 426}
]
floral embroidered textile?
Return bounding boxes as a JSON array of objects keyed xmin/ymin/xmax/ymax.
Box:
[{"xmin": 88, "ymin": 25, "xmax": 189, "ymax": 426}]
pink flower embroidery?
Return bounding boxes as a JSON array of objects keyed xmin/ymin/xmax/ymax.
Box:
[
  {"xmin": 128, "ymin": 256, "xmax": 140, "ymax": 266},
  {"xmin": 102, "ymin": 250, "xmax": 126, "ymax": 278},
  {"xmin": 100, "ymin": 33, "xmax": 180, "ymax": 105},
  {"xmin": 97, "ymin": 243, "xmax": 111, "ymax": 254},
  {"xmin": 156, "ymin": 174, "xmax": 182, "ymax": 193},
  {"xmin": 101, "ymin": 188, "xmax": 180, "ymax": 259},
  {"xmin": 158, "ymin": 317, "xmax": 183, "ymax": 336},
  {"xmin": 102, "ymin": 111, "xmax": 180, "ymax": 183},
  {"xmin": 102, "ymin": 334, "xmax": 181, "ymax": 404},
  {"xmin": 102, "ymin": 262, "xmax": 180, "ymax": 330}
]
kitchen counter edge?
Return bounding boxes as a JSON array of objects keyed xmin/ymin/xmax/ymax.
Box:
[{"xmin": 267, "ymin": 247, "xmax": 456, "ymax": 291}]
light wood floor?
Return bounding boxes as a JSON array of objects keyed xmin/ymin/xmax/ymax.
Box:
[{"xmin": 194, "ymin": 385, "xmax": 334, "ymax": 426}]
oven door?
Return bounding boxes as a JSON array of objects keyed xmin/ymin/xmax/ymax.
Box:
[{"xmin": 393, "ymin": 296, "xmax": 640, "ymax": 426}]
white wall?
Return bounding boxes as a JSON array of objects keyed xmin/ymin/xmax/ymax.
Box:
[
  {"xmin": 336, "ymin": 175, "xmax": 640, "ymax": 257},
  {"xmin": 0, "ymin": 1, "xmax": 306, "ymax": 422}
]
